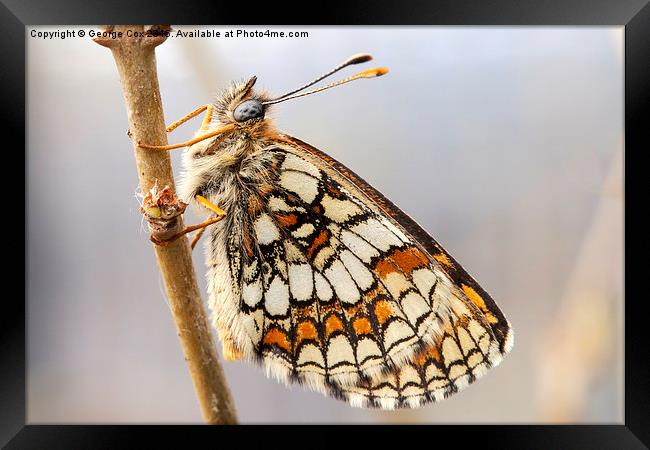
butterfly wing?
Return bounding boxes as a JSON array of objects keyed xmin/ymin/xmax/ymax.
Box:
[{"xmin": 205, "ymin": 133, "xmax": 513, "ymax": 408}]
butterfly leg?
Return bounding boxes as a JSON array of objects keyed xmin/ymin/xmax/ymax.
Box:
[
  {"xmin": 138, "ymin": 123, "xmax": 236, "ymax": 151},
  {"xmin": 199, "ymin": 104, "xmax": 214, "ymax": 132},
  {"xmin": 150, "ymin": 214, "xmax": 224, "ymax": 246},
  {"xmin": 188, "ymin": 195, "xmax": 225, "ymax": 249},
  {"xmin": 190, "ymin": 226, "xmax": 206, "ymax": 250},
  {"xmin": 165, "ymin": 104, "xmax": 214, "ymax": 133},
  {"xmin": 127, "ymin": 104, "xmax": 213, "ymax": 142},
  {"xmin": 147, "ymin": 194, "xmax": 226, "ymax": 246},
  {"xmin": 194, "ymin": 194, "xmax": 226, "ymax": 215}
]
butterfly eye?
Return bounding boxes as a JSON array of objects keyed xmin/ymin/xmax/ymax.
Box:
[{"xmin": 233, "ymin": 99, "xmax": 264, "ymax": 122}]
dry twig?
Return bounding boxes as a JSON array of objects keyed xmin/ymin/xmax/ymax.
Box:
[{"xmin": 94, "ymin": 24, "xmax": 237, "ymax": 424}]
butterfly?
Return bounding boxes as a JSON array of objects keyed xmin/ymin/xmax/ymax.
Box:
[{"xmin": 139, "ymin": 53, "xmax": 514, "ymax": 410}]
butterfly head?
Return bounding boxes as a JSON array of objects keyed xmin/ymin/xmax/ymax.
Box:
[
  {"xmin": 215, "ymin": 76, "xmax": 271, "ymax": 126},
  {"xmin": 215, "ymin": 53, "xmax": 388, "ymax": 128}
]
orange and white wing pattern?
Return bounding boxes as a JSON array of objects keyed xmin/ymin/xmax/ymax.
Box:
[
  {"xmin": 334, "ymin": 293, "xmax": 507, "ymax": 409},
  {"xmin": 207, "ymin": 134, "xmax": 513, "ymax": 409}
]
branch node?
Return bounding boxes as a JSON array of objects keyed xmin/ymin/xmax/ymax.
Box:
[{"xmin": 140, "ymin": 185, "xmax": 188, "ymax": 243}]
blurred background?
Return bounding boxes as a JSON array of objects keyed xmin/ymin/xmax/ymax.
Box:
[{"xmin": 27, "ymin": 26, "xmax": 623, "ymax": 423}]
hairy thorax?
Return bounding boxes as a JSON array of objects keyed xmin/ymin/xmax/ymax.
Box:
[
  {"xmin": 179, "ymin": 121, "xmax": 277, "ymax": 206},
  {"xmin": 178, "ymin": 121, "xmax": 284, "ymax": 268}
]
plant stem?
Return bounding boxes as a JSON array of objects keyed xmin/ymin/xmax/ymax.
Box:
[{"xmin": 94, "ymin": 25, "xmax": 237, "ymax": 425}]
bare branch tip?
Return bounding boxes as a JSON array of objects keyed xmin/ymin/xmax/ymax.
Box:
[
  {"xmin": 91, "ymin": 24, "xmax": 172, "ymax": 49},
  {"xmin": 92, "ymin": 25, "xmax": 117, "ymax": 48},
  {"xmin": 143, "ymin": 24, "xmax": 173, "ymax": 48}
]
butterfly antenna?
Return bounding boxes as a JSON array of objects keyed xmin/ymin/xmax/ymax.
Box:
[
  {"xmin": 264, "ymin": 53, "xmax": 374, "ymax": 103},
  {"xmin": 262, "ymin": 67, "xmax": 388, "ymax": 106}
]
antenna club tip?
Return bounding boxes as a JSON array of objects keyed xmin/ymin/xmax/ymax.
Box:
[
  {"xmin": 359, "ymin": 67, "xmax": 389, "ymax": 78},
  {"xmin": 347, "ymin": 53, "xmax": 374, "ymax": 64}
]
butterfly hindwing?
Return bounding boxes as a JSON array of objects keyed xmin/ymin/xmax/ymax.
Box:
[{"xmin": 208, "ymin": 134, "xmax": 513, "ymax": 408}]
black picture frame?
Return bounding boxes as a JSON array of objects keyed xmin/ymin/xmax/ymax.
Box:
[{"xmin": 6, "ymin": 0, "xmax": 648, "ymax": 447}]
